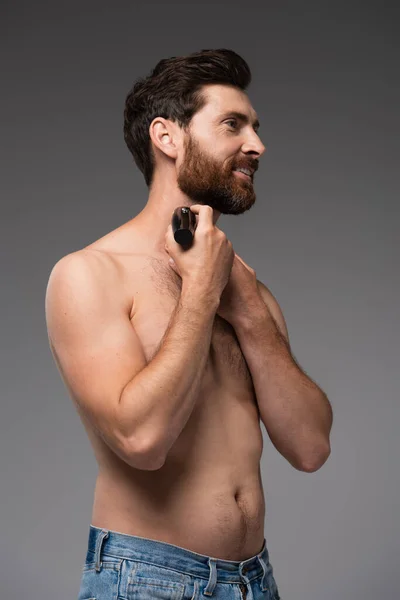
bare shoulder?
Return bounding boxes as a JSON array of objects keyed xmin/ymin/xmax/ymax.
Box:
[
  {"xmin": 50, "ymin": 247, "xmax": 119, "ymax": 284},
  {"xmin": 47, "ymin": 247, "xmax": 130, "ymax": 315}
]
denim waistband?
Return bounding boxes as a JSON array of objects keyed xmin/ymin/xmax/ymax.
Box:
[{"xmin": 87, "ymin": 524, "xmax": 272, "ymax": 586}]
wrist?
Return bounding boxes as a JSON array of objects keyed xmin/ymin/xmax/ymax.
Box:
[
  {"xmin": 233, "ymin": 298, "xmax": 271, "ymax": 332},
  {"xmin": 180, "ymin": 281, "xmax": 220, "ymax": 314}
]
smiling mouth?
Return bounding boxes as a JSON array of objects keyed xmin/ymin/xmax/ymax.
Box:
[{"xmin": 233, "ymin": 170, "xmax": 253, "ymax": 181}]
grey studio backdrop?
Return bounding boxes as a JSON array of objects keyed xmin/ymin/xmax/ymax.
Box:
[{"xmin": 1, "ymin": 2, "xmax": 398, "ymax": 599}]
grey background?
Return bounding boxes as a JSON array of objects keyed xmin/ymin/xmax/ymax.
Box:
[{"xmin": 1, "ymin": 1, "xmax": 399, "ymax": 599}]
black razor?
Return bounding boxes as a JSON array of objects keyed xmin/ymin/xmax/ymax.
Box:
[{"xmin": 171, "ymin": 206, "xmax": 197, "ymax": 247}]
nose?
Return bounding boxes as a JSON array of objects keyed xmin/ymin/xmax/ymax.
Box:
[{"xmin": 242, "ymin": 130, "xmax": 266, "ymax": 158}]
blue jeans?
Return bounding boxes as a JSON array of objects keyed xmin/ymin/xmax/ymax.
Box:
[{"xmin": 77, "ymin": 525, "xmax": 281, "ymax": 599}]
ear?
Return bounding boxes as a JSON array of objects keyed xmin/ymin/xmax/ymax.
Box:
[{"xmin": 149, "ymin": 117, "xmax": 180, "ymax": 159}]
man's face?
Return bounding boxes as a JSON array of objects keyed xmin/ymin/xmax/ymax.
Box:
[{"xmin": 176, "ymin": 84, "xmax": 265, "ymax": 215}]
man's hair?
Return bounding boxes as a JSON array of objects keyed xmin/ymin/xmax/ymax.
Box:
[{"xmin": 123, "ymin": 48, "xmax": 252, "ymax": 187}]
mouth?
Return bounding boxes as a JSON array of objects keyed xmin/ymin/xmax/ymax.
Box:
[{"xmin": 233, "ymin": 169, "xmax": 253, "ymax": 182}]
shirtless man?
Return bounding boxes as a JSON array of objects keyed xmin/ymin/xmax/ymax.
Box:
[{"xmin": 45, "ymin": 49, "xmax": 332, "ymax": 599}]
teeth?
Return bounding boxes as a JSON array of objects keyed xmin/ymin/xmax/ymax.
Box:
[{"xmin": 235, "ymin": 168, "xmax": 252, "ymax": 176}]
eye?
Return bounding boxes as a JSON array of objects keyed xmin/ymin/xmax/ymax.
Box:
[{"xmin": 225, "ymin": 119, "xmax": 238, "ymax": 129}]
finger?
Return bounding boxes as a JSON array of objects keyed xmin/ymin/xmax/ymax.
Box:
[
  {"xmin": 165, "ymin": 222, "xmax": 184, "ymax": 255},
  {"xmin": 189, "ymin": 204, "xmax": 213, "ymax": 230},
  {"xmin": 168, "ymin": 257, "xmax": 181, "ymax": 276},
  {"xmin": 188, "ymin": 204, "xmax": 203, "ymax": 213},
  {"xmin": 165, "ymin": 223, "xmax": 175, "ymax": 244}
]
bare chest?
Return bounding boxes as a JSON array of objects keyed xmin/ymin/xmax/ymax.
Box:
[
  {"xmin": 85, "ymin": 249, "xmax": 265, "ymax": 557},
  {"xmin": 128, "ymin": 255, "xmax": 254, "ymax": 392}
]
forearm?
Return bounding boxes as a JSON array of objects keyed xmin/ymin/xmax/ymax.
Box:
[
  {"xmin": 119, "ymin": 283, "xmax": 219, "ymax": 465},
  {"xmin": 235, "ymin": 303, "xmax": 332, "ymax": 471}
]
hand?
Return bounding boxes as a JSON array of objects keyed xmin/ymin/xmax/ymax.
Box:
[
  {"xmin": 165, "ymin": 205, "xmax": 234, "ymax": 301},
  {"xmin": 216, "ymin": 252, "xmax": 263, "ymax": 327}
]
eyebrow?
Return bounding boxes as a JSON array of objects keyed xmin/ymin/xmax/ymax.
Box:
[{"xmin": 219, "ymin": 111, "xmax": 260, "ymax": 130}]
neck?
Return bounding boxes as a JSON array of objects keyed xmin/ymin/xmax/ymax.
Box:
[{"xmin": 133, "ymin": 176, "xmax": 221, "ymax": 256}]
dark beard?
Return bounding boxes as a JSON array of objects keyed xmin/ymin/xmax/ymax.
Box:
[{"xmin": 176, "ymin": 134, "xmax": 256, "ymax": 215}]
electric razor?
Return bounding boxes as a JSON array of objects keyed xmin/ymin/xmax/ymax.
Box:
[{"xmin": 171, "ymin": 206, "xmax": 197, "ymax": 247}]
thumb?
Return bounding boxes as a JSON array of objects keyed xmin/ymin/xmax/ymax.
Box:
[{"xmin": 168, "ymin": 257, "xmax": 180, "ymax": 275}]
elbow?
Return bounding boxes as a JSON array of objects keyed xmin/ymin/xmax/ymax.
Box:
[
  {"xmin": 124, "ymin": 442, "xmax": 166, "ymax": 471},
  {"xmin": 116, "ymin": 402, "xmax": 167, "ymax": 471},
  {"xmin": 298, "ymin": 443, "xmax": 331, "ymax": 473},
  {"xmin": 123, "ymin": 432, "xmax": 167, "ymax": 471}
]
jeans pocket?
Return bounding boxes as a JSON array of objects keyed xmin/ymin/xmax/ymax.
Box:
[
  {"xmin": 127, "ymin": 561, "xmax": 186, "ymax": 599},
  {"xmin": 78, "ymin": 558, "xmax": 123, "ymax": 600}
]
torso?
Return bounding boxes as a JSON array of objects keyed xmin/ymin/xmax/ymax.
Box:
[{"xmin": 78, "ymin": 221, "xmax": 266, "ymax": 561}]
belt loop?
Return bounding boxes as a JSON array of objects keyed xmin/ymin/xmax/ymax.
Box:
[
  {"xmin": 94, "ymin": 529, "xmax": 110, "ymax": 572},
  {"xmin": 203, "ymin": 557, "xmax": 217, "ymax": 596},
  {"xmin": 257, "ymin": 554, "xmax": 268, "ymax": 591}
]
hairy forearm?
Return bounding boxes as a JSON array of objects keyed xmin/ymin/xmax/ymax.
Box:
[
  {"xmin": 119, "ymin": 284, "xmax": 219, "ymax": 468},
  {"xmin": 234, "ymin": 303, "xmax": 333, "ymax": 471}
]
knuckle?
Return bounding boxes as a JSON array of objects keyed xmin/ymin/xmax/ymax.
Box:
[{"xmin": 202, "ymin": 226, "xmax": 214, "ymax": 236}]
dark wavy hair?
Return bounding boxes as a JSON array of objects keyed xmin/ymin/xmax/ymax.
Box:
[{"xmin": 123, "ymin": 48, "xmax": 252, "ymax": 187}]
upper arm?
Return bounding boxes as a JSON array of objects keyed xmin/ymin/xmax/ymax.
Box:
[
  {"xmin": 256, "ymin": 278, "xmax": 290, "ymax": 348},
  {"xmin": 45, "ymin": 251, "xmax": 148, "ymax": 462}
]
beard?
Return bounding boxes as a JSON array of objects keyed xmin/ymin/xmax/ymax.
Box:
[{"xmin": 176, "ymin": 133, "xmax": 257, "ymax": 215}]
